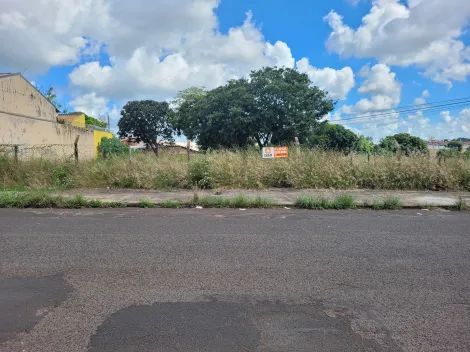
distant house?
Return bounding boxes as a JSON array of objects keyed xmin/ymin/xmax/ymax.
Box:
[
  {"xmin": 427, "ymin": 140, "xmax": 470, "ymax": 151},
  {"xmin": 427, "ymin": 140, "xmax": 448, "ymax": 150},
  {"xmin": 121, "ymin": 138, "xmax": 199, "ymax": 153}
]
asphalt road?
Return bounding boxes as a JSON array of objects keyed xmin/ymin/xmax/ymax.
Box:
[{"xmin": 0, "ymin": 208, "xmax": 469, "ymax": 352}]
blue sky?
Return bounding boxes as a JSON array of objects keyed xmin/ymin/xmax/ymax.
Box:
[{"xmin": 2, "ymin": 0, "xmax": 470, "ymax": 141}]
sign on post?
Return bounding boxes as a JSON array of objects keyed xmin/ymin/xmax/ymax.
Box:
[{"xmin": 262, "ymin": 146, "xmax": 289, "ymax": 159}]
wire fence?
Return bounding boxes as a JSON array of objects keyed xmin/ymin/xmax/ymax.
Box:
[{"xmin": 0, "ymin": 144, "xmax": 96, "ymax": 161}]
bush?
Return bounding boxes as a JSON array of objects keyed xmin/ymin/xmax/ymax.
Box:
[
  {"xmin": 189, "ymin": 158, "xmax": 213, "ymax": 189},
  {"xmin": 98, "ymin": 137, "xmax": 129, "ymax": 159}
]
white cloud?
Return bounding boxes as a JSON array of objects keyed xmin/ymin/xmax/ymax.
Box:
[
  {"xmin": 67, "ymin": 11, "xmax": 297, "ymax": 101},
  {"xmin": 342, "ymin": 64, "xmax": 401, "ymax": 113},
  {"xmin": 0, "ymin": 0, "xmax": 109, "ymax": 72},
  {"xmin": 296, "ymin": 58, "xmax": 355, "ymax": 100},
  {"xmin": 414, "ymin": 89, "xmax": 430, "ymax": 105},
  {"xmin": 70, "ymin": 92, "xmax": 110, "ymax": 118},
  {"xmin": 325, "ymin": 0, "xmax": 470, "ymax": 86}
]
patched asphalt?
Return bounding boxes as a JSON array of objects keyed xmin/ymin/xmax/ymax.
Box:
[{"xmin": 0, "ymin": 208, "xmax": 469, "ymax": 351}]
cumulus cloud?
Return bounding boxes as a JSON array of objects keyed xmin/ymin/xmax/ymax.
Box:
[
  {"xmin": 325, "ymin": 0, "xmax": 470, "ymax": 86},
  {"xmin": 342, "ymin": 64, "xmax": 401, "ymax": 114},
  {"xmin": 296, "ymin": 58, "xmax": 355, "ymax": 100},
  {"xmin": 414, "ymin": 90, "xmax": 430, "ymax": 105}
]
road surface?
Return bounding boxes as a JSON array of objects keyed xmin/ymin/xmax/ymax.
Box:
[{"xmin": 0, "ymin": 208, "xmax": 469, "ymax": 352}]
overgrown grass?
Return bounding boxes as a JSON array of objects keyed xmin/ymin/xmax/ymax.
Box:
[
  {"xmin": 295, "ymin": 194, "xmax": 356, "ymax": 209},
  {"xmin": 0, "ymin": 191, "xmax": 123, "ymax": 209},
  {"xmin": 194, "ymin": 195, "xmax": 274, "ymax": 208},
  {"xmin": 138, "ymin": 200, "xmax": 157, "ymax": 208},
  {"xmin": 455, "ymin": 196, "xmax": 468, "ymax": 211},
  {"xmin": 2, "ymin": 149, "xmax": 470, "ymax": 191},
  {"xmin": 161, "ymin": 200, "xmax": 182, "ymax": 208},
  {"xmin": 371, "ymin": 197, "xmax": 404, "ymax": 210}
]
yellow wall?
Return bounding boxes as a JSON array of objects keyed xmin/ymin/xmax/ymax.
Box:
[
  {"xmin": 94, "ymin": 130, "xmax": 113, "ymax": 156},
  {"xmin": 60, "ymin": 113, "xmax": 86, "ymax": 128}
]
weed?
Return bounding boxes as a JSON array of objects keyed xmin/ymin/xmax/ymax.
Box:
[
  {"xmin": 138, "ymin": 200, "xmax": 156, "ymax": 208},
  {"xmin": 455, "ymin": 196, "xmax": 468, "ymax": 211},
  {"xmin": 332, "ymin": 194, "xmax": 356, "ymax": 209},
  {"xmin": 372, "ymin": 197, "xmax": 404, "ymax": 210},
  {"xmin": 88, "ymin": 199, "xmax": 103, "ymax": 208},
  {"xmin": 195, "ymin": 195, "xmax": 274, "ymax": 208},
  {"xmin": 295, "ymin": 194, "xmax": 356, "ymax": 210},
  {"xmin": 161, "ymin": 200, "xmax": 182, "ymax": 208}
]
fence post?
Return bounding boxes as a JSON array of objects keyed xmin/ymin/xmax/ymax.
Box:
[
  {"xmin": 74, "ymin": 136, "xmax": 80, "ymax": 163},
  {"xmin": 14, "ymin": 145, "xmax": 19, "ymax": 162},
  {"xmin": 187, "ymin": 140, "xmax": 191, "ymax": 162}
]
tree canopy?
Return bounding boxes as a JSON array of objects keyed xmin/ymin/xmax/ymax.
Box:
[
  {"xmin": 172, "ymin": 67, "xmax": 335, "ymax": 150},
  {"xmin": 378, "ymin": 133, "xmax": 428, "ymax": 156},
  {"xmin": 306, "ymin": 122, "xmax": 358, "ymax": 154},
  {"xmin": 447, "ymin": 140, "xmax": 464, "ymax": 152},
  {"xmin": 118, "ymin": 100, "xmax": 174, "ymax": 156}
]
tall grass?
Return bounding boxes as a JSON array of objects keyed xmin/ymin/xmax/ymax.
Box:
[{"xmin": 1, "ymin": 149, "xmax": 470, "ymax": 191}]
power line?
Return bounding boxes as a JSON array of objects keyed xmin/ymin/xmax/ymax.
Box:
[
  {"xmin": 334, "ymin": 99, "xmax": 470, "ymax": 124},
  {"xmin": 338, "ymin": 96, "xmax": 470, "ymax": 119},
  {"xmin": 334, "ymin": 103, "xmax": 470, "ymax": 126}
]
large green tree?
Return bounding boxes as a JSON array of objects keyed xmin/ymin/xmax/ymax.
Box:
[
  {"xmin": 306, "ymin": 122, "xmax": 359, "ymax": 154},
  {"xmin": 118, "ymin": 100, "xmax": 174, "ymax": 156},
  {"xmin": 173, "ymin": 67, "xmax": 335, "ymax": 150},
  {"xmin": 378, "ymin": 133, "xmax": 428, "ymax": 156}
]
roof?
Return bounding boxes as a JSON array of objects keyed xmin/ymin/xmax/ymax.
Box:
[{"xmin": 0, "ymin": 72, "xmax": 59, "ymax": 112}]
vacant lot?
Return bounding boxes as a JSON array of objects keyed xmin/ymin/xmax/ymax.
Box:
[{"xmin": 1, "ymin": 150, "xmax": 470, "ymax": 191}]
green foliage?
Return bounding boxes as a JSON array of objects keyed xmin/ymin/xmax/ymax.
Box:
[
  {"xmin": 138, "ymin": 200, "xmax": 156, "ymax": 208},
  {"xmin": 372, "ymin": 197, "xmax": 404, "ymax": 210},
  {"xmin": 307, "ymin": 122, "xmax": 359, "ymax": 154},
  {"xmin": 0, "ymin": 192, "xmax": 124, "ymax": 208},
  {"xmin": 161, "ymin": 200, "xmax": 182, "ymax": 208},
  {"xmin": 118, "ymin": 100, "xmax": 174, "ymax": 156},
  {"xmin": 98, "ymin": 137, "xmax": 129, "ymax": 159},
  {"xmin": 447, "ymin": 140, "xmax": 464, "ymax": 152},
  {"xmin": 333, "ymin": 194, "xmax": 356, "ymax": 209},
  {"xmin": 173, "ymin": 67, "xmax": 334, "ymax": 150},
  {"xmin": 455, "ymin": 196, "xmax": 468, "ymax": 211},
  {"xmin": 356, "ymin": 136, "xmax": 374, "ymax": 154},
  {"xmin": 189, "ymin": 158, "xmax": 213, "ymax": 189},
  {"xmin": 437, "ymin": 149, "xmax": 461, "ymax": 159},
  {"xmin": 195, "ymin": 195, "xmax": 274, "ymax": 208},
  {"xmin": 42, "ymin": 86, "xmax": 66, "ymax": 112},
  {"xmin": 295, "ymin": 194, "xmax": 355, "ymax": 209},
  {"xmin": 85, "ymin": 115, "xmax": 107, "ymax": 128},
  {"xmin": 379, "ymin": 133, "xmax": 428, "ymax": 156}
]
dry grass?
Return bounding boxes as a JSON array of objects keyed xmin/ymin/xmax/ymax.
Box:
[{"xmin": 1, "ymin": 149, "xmax": 470, "ymax": 191}]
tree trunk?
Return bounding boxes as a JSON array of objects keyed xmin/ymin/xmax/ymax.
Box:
[{"xmin": 151, "ymin": 143, "xmax": 159, "ymax": 157}]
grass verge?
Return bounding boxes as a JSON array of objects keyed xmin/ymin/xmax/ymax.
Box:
[
  {"xmin": 371, "ymin": 197, "xmax": 404, "ymax": 210},
  {"xmin": 194, "ymin": 195, "xmax": 274, "ymax": 208},
  {"xmin": 0, "ymin": 192, "xmax": 123, "ymax": 209},
  {"xmin": 295, "ymin": 194, "xmax": 356, "ymax": 210}
]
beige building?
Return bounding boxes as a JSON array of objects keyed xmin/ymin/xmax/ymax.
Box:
[{"xmin": 0, "ymin": 73, "xmax": 110, "ymax": 159}]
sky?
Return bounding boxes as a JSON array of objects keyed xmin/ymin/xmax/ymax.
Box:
[{"xmin": 1, "ymin": 0, "xmax": 470, "ymax": 141}]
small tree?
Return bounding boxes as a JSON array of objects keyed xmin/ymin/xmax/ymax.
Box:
[
  {"xmin": 447, "ymin": 140, "xmax": 464, "ymax": 152},
  {"xmin": 379, "ymin": 133, "xmax": 428, "ymax": 156},
  {"xmin": 98, "ymin": 137, "xmax": 129, "ymax": 158},
  {"xmin": 118, "ymin": 101, "xmax": 174, "ymax": 156},
  {"xmin": 306, "ymin": 122, "xmax": 358, "ymax": 154}
]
